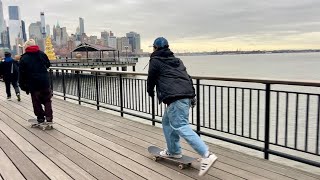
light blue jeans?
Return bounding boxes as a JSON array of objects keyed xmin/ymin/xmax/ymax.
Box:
[{"xmin": 162, "ymin": 98, "xmax": 208, "ymax": 156}]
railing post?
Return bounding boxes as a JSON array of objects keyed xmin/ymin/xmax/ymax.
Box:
[
  {"xmin": 196, "ymin": 79, "xmax": 201, "ymax": 135},
  {"xmin": 264, "ymin": 83, "xmax": 271, "ymax": 159},
  {"xmin": 95, "ymin": 72, "xmax": 100, "ymax": 110},
  {"xmin": 119, "ymin": 74, "xmax": 124, "ymax": 117},
  {"xmin": 62, "ymin": 70, "xmax": 66, "ymax": 100},
  {"xmin": 49, "ymin": 69, "xmax": 53, "ymax": 91},
  {"xmin": 152, "ymin": 96, "xmax": 155, "ymax": 126},
  {"xmin": 76, "ymin": 71, "xmax": 81, "ymax": 105}
]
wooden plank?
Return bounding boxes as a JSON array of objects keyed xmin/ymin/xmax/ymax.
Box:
[
  {"xmin": 1, "ymin": 99, "xmax": 168, "ymax": 180},
  {"xmin": 13, "ymin": 94, "xmax": 238, "ymax": 180},
  {"xmin": 0, "ymin": 131, "xmax": 49, "ymax": 180},
  {"xmin": 52, "ymin": 106, "xmax": 271, "ymax": 180},
  {"xmin": 3, "ymin": 91, "xmax": 226, "ymax": 179},
  {"xmin": 0, "ymin": 107, "xmax": 109, "ymax": 180},
  {"xmin": 12, "ymin": 93, "xmax": 266, "ymax": 180},
  {"xmin": 0, "ymin": 114, "xmax": 117, "ymax": 180},
  {"xmin": 0, "ymin": 94, "xmax": 118, "ymax": 180},
  {"xmin": 53, "ymin": 114, "xmax": 241, "ymax": 180},
  {"xmin": 52, "ymin": 97, "xmax": 320, "ymax": 180},
  {"xmin": 0, "ymin": 99, "xmax": 134, "ymax": 180},
  {"xmin": 0, "ymin": 147, "xmax": 25, "ymax": 180},
  {"xmin": 51, "ymin": 101, "xmax": 277, "ymax": 180},
  {"xmin": 0, "ymin": 102, "xmax": 143, "ymax": 179},
  {"xmin": 0, "ymin": 120, "xmax": 72, "ymax": 180}
]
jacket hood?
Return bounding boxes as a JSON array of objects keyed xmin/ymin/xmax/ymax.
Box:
[
  {"xmin": 25, "ymin": 45, "xmax": 40, "ymax": 53},
  {"xmin": 150, "ymin": 48, "xmax": 180, "ymax": 67}
]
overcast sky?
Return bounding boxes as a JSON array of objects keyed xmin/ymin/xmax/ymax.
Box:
[{"xmin": 3, "ymin": 0, "xmax": 320, "ymax": 52}]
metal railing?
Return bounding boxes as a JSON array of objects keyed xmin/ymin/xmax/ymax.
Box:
[
  {"xmin": 51, "ymin": 57, "xmax": 138, "ymax": 63},
  {"xmin": 50, "ymin": 58, "xmax": 138, "ymax": 68},
  {"xmin": 49, "ymin": 67, "xmax": 320, "ymax": 167}
]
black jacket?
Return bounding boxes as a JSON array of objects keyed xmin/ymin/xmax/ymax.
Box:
[
  {"xmin": 147, "ymin": 48, "xmax": 195, "ymax": 104},
  {"xmin": 19, "ymin": 49, "xmax": 51, "ymax": 92},
  {"xmin": 0, "ymin": 58, "xmax": 19, "ymax": 81}
]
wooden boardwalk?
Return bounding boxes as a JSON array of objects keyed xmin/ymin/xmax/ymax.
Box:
[{"xmin": 0, "ymin": 83, "xmax": 320, "ymax": 180}]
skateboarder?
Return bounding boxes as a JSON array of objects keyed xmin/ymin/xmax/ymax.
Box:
[
  {"xmin": 19, "ymin": 39, "xmax": 53, "ymax": 124},
  {"xmin": 147, "ymin": 37, "xmax": 218, "ymax": 176},
  {"xmin": 0, "ymin": 52, "xmax": 21, "ymax": 101}
]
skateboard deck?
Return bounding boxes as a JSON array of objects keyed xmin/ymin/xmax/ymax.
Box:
[
  {"xmin": 28, "ymin": 119, "xmax": 54, "ymax": 130},
  {"xmin": 148, "ymin": 146, "xmax": 196, "ymax": 169}
]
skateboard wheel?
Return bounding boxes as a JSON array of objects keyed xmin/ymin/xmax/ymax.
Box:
[
  {"xmin": 178, "ymin": 164, "xmax": 184, "ymax": 170},
  {"xmin": 152, "ymin": 156, "xmax": 158, "ymax": 161}
]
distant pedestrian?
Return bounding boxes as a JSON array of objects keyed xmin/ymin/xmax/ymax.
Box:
[
  {"xmin": 0, "ymin": 52, "xmax": 21, "ymax": 101},
  {"xmin": 147, "ymin": 37, "xmax": 218, "ymax": 176},
  {"xmin": 19, "ymin": 39, "xmax": 53, "ymax": 123}
]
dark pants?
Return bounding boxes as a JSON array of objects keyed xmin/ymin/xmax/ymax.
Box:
[
  {"xmin": 31, "ymin": 88, "xmax": 53, "ymax": 122},
  {"xmin": 4, "ymin": 78, "xmax": 20, "ymax": 97}
]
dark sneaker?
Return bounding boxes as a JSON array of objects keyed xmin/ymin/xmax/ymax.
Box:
[
  {"xmin": 37, "ymin": 116, "xmax": 45, "ymax": 123},
  {"xmin": 46, "ymin": 117, "xmax": 53, "ymax": 123},
  {"xmin": 7, "ymin": 96, "xmax": 11, "ymax": 101},
  {"xmin": 17, "ymin": 93, "xmax": 21, "ymax": 101}
]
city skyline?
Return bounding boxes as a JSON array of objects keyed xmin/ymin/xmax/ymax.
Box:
[{"xmin": 2, "ymin": 0, "xmax": 320, "ymax": 52}]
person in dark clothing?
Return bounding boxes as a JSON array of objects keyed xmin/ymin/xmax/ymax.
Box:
[
  {"xmin": 19, "ymin": 39, "xmax": 53, "ymax": 123},
  {"xmin": 147, "ymin": 37, "xmax": 217, "ymax": 177},
  {"xmin": 0, "ymin": 52, "xmax": 21, "ymax": 101}
]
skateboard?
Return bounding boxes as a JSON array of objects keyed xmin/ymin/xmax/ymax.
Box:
[
  {"xmin": 148, "ymin": 146, "xmax": 196, "ymax": 169},
  {"xmin": 28, "ymin": 119, "xmax": 54, "ymax": 130}
]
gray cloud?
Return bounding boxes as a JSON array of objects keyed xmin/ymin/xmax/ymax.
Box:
[{"xmin": 3, "ymin": 0, "xmax": 320, "ymax": 50}]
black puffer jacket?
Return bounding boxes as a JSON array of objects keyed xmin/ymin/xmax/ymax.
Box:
[
  {"xmin": 147, "ymin": 48, "xmax": 195, "ymax": 104},
  {"xmin": 19, "ymin": 45, "xmax": 51, "ymax": 92}
]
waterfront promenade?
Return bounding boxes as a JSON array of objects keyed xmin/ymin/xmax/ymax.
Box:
[{"xmin": 1, "ymin": 83, "xmax": 320, "ymax": 180}]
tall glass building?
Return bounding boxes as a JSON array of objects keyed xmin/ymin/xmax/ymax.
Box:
[
  {"xmin": 8, "ymin": 6, "xmax": 22, "ymax": 52},
  {"xmin": 79, "ymin": 17, "xmax": 84, "ymax": 35},
  {"xmin": 126, "ymin": 32, "xmax": 141, "ymax": 53},
  {"xmin": 0, "ymin": 1, "xmax": 5, "ymax": 33},
  {"xmin": 9, "ymin": 6, "xmax": 19, "ymax": 20}
]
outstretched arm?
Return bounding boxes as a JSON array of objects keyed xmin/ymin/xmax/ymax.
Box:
[
  {"xmin": 43, "ymin": 53, "xmax": 51, "ymax": 68},
  {"xmin": 19, "ymin": 58, "xmax": 28, "ymax": 93},
  {"xmin": 147, "ymin": 58, "xmax": 159, "ymax": 97}
]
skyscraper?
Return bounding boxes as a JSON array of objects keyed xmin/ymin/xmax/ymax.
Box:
[
  {"xmin": 79, "ymin": 17, "xmax": 84, "ymax": 35},
  {"xmin": 126, "ymin": 32, "xmax": 141, "ymax": 53},
  {"xmin": 46, "ymin": 24, "xmax": 50, "ymax": 37},
  {"xmin": 52, "ymin": 23, "xmax": 68, "ymax": 46},
  {"xmin": 8, "ymin": 6, "xmax": 22, "ymax": 51},
  {"xmin": 108, "ymin": 36, "xmax": 117, "ymax": 49},
  {"xmin": 40, "ymin": 12, "xmax": 46, "ymax": 38},
  {"xmin": 101, "ymin": 31, "xmax": 109, "ymax": 39},
  {"xmin": 61, "ymin": 27, "xmax": 68, "ymax": 45},
  {"xmin": 0, "ymin": 1, "xmax": 5, "ymax": 34},
  {"xmin": 0, "ymin": 1, "xmax": 6, "ymax": 47},
  {"xmin": 101, "ymin": 31, "xmax": 109, "ymax": 46},
  {"xmin": 116, "ymin": 37, "xmax": 131, "ymax": 53},
  {"xmin": 29, "ymin": 22, "xmax": 42, "ymax": 40},
  {"xmin": 21, "ymin": 20, "xmax": 27, "ymax": 41}
]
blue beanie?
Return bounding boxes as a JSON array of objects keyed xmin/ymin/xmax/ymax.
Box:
[{"xmin": 153, "ymin": 37, "xmax": 169, "ymax": 48}]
